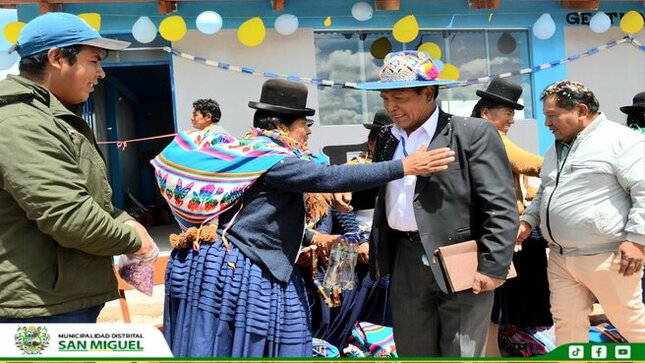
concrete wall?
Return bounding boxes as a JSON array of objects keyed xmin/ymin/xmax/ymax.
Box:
[
  {"xmin": 15, "ymin": 1, "xmax": 644, "ymax": 154},
  {"xmin": 565, "ymin": 26, "xmax": 645, "ymax": 125}
]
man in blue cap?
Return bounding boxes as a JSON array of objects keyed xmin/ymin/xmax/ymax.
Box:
[
  {"xmin": 0, "ymin": 12, "xmax": 157, "ymax": 323},
  {"xmin": 358, "ymin": 51, "xmax": 518, "ymax": 357}
]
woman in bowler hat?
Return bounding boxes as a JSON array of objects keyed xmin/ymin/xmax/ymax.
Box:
[
  {"xmin": 472, "ymin": 78, "xmax": 552, "ymax": 357},
  {"xmin": 620, "ymin": 91, "xmax": 645, "ymax": 131},
  {"xmin": 161, "ymin": 78, "xmax": 456, "ymax": 357}
]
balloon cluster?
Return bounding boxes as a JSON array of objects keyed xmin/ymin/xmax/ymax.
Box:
[
  {"xmin": 2, "ymin": 7, "xmax": 643, "ymax": 55},
  {"xmin": 533, "ymin": 10, "xmax": 643, "ymax": 40}
]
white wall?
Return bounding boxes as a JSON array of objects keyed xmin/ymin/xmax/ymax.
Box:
[
  {"xmin": 171, "ymin": 29, "xmax": 377, "ymax": 153},
  {"xmin": 565, "ymin": 27, "xmax": 645, "ymax": 124},
  {"xmin": 170, "ymin": 26, "xmax": 644, "ymax": 153}
]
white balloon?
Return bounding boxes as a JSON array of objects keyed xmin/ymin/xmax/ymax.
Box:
[
  {"xmin": 351, "ymin": 2, "xmax": 373, "ymax": 22},
  {"xmin": 196, "ymin": 11, "xmax": 223, "ymax": 35},
  {"xmin": 0, "ymin": 49, "xmax": 19, "ymax": 71},
  {"xmin": 589, "ymin": 11, "xmax": 611, "ymax": 33},
  {"xmin": 132, "ymin": 16, "xmax": 157, "ymax": 44},
  {"xmin": 274, "ymin": 14, "xmax": 299, "ymax": 36},
  {"xmin": 533, "ymin": 13, "xmax": 556, "ymax": 40}
]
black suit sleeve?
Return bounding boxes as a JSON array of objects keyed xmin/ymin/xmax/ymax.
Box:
[{"xmin": 469, "ymin": 122, "xmax": 519, "ymax": 279}]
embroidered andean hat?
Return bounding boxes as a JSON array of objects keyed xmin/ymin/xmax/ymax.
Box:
[{"xmin": 356, "ymin": 50, "xmax": 455, "ymax": 90}]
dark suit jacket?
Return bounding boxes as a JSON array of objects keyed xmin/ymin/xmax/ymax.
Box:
[{"xmin": 369, "ymin": 108, "xmax": 519, "ymax": 294}]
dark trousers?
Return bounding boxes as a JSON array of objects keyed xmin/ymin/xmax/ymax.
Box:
[
  {"xmin": 0, "ymin": 304, "xmax": 104, "ymax": 323},
  {"xmin": 390, "ymin": 237, "xmax": 493, "ymax": 357}
]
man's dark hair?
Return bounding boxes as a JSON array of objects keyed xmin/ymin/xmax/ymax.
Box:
[
  {"xmin": 192, "ymin": 98, "xmax": 222, "ymax": 123},
  {"xmin": 19, "ymin": 45, "xmax": 83, "ymax": 79},
  {"xmin": 471, "ymin": 98, "xmax": 506, "ymax": 118},
  {"xmin": 253, "ymin": 110, "xmax": 298, "ymax": 130},
  {"xmin": 413, "ymin": 85, "xmax": 439, "ymax": 100},
  {"xmin": 540, "ymin": 80, "xmax": 600, "ymax": 114}
]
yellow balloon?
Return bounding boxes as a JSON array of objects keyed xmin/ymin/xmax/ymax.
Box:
[
  {"xmin": 418, "ymin": 42, "xmax": 442, "ymax": 60},
  {"xmin": 78, "ymin": 13, "xmax": 101, "ymax": 31},
  {"xmin": 370, "ymin": 37, "xmax": 392, "ymax": 59},
  {"xmin": 238, "ymin": 17, "xmax": 266, "ymax": 47},
  {"xmin": 324, "ymin": 16, "xmax": 332, "ymax": 27},
  {"xmin": 3, "ymin": 21, "xmax": 25, "ymax": 44},
  {"xmin": 159, "ymin": 15, "xmax": 187, "ymax": 42},
  {"xmin": 440, "ymin": 63, "xmax": 460, "ymax": 81},
  {"xmin": 392, "ymin": 15, "xmax": 419, "ymax": 44},
  {"xmin": 620, "ymin": 10, "xmax": 644, "ymax": 34}
]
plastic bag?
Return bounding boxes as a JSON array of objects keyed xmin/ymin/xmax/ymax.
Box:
[
  {"xmin": 117, "ymin": 243, "xmax": 159, "ymax": 296},
  {"xmin": 323, "ymin": 233, "xmax": 359, "ymax": 291}
]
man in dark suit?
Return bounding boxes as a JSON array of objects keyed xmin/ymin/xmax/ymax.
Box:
[{"xmin": 357, "ymin": 51, "xmax": 518, "ymax": 357}]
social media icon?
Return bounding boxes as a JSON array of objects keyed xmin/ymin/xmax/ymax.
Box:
[
  {"xmin": 569, "ymin": 345, "xmax": 585, "ymax": 359},
  {"xmin": 615, "ymin": 345, "xmax": 631, "ymax": 359},
  {"xmin": 591, "ymin": 345, "xmax": 607, "ymax": 359}
]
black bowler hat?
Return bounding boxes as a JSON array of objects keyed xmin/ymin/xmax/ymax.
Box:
[
  {"xmin": 248, "ymin": 79, "xmax": 315, "ymax": 116},
  {"xmin": 476, "ymin": 78, "xmax": 524, "ymax": 110},
  {"xmin": 363, "ymin": 110, "xmax": 393, "ymax": 130},
  {"xmin": 620, "ymin": 91, "xmax": 645, "ymax": 115}
]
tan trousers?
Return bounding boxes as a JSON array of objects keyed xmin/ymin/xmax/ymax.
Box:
[{"xmin": 548, "ymin": 251, "xmax": 645, "ymax": 345}]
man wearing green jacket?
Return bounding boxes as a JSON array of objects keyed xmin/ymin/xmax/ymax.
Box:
[{"xmin": 0, "ymin": 12, "xmax": 156, "ymax": 322}]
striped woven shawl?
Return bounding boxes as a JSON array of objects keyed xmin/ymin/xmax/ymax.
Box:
[{"xmin": 151, "ymin": 128, "xmax": 309, "ymax": 230}]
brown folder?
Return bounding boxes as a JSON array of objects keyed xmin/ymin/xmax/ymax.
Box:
[{"xmin": 434, "ymin": 240, "xmax": 517, "ymax": 293}]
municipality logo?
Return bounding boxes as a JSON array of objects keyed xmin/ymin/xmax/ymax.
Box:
[{"xmin": 14, "ymin": 325, "xmax": 50, "ymax": 355}]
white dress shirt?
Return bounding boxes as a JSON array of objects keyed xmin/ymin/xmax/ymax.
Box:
[{"xmin": 385, "ymin": 109, "xmax": 439, "ymax": 231}]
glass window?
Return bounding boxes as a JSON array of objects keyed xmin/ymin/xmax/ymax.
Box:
[{"xmin": 314, "ymin": 29, "xmax": 532, "ymax": 126}]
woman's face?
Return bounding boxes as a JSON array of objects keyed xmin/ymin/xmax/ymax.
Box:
[
  {"xmin": 280, "ymin": 117, "xmax": 312, "ymax": 145},
  {"xmin": 481, "ymin": 106, "xmax": 515, "ymax": 134},
  {"xmin": 191, "ymin": 109, "xmax": 212, "ymax": 130}
]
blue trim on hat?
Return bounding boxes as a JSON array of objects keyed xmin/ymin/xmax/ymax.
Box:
[{"xmin": 356, "ymin": 79, "xmax": 457, "ymax": 90}]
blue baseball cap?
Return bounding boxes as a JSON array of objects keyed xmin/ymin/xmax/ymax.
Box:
[{"xmin": 14, "ymin": 12, "xmax": 130, "ymax": 57}]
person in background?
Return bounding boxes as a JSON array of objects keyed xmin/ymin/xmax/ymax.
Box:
[
  {"xmin": 620, "ymin": 91, "xmax": 645, "ymax": 304},
  {"xmin": 0, "ymin": 13, "xmax": 156, "ymax": 323},
  {"xmin": 158, "ymin": 78, "xmax": 456, "ymax": 357},
  {"xmin": 472, "ymin": 78, "xmax": 552, "ymax": 357},
  {"xmin": 620, "ymin": 91, "xmax": 644, "ymax": 131},
  {"xmin": 357, "ymin": 51, "xmax": 518, "ymax": 357},
  {"xmin": 304, "ymin": 110, "xmax": 395, "ymax": 352},
  {"xmin": 336, "ymin": 110, "xmax": 394, "ymax": 262},
  {"xmin": 518, "ymin": 80, "xmax": 644, "ymax": 345},
  {"xmin": 191, "ymin": 98, "xmax": 226, "ymax": 132}
]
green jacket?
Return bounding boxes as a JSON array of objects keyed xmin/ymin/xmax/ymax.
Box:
[{"xmin": 0, "ymin": 75, "xmax": 141, "ymax": 318}]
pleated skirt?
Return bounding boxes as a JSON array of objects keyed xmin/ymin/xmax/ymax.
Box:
[
  {"xmin": 308, "ymin": 263, "xmax": 391, "ymax": 349},
  {"xmin": 163, "ymin": 239, "xmax": 312, "ymax": 357}
]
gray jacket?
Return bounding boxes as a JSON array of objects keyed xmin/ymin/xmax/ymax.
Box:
[{"xmin": 523, "ymin": 114, "xmax": 645, "ymax": 254}]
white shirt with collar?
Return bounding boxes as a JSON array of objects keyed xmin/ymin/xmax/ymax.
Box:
[{"xmin": 385, "ymin": 108, "xmax": 439, "ymax": 231}]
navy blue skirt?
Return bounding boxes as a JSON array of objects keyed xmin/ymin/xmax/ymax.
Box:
[
  {"xmin": 308, "ymin": 263, "xmax": 391, "ymax": 348},
  {"xmin": 163, "ymin": 240, "xmax": 312, "ymax": 357}
]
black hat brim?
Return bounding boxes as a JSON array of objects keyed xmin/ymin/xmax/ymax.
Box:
[
  {"xmin": 248, "ymin": 101, "xmax": 315, "ymax": 116},
  {"xmin": 476, "ymin": 90, "xmax": 525, "ymax": 110},
  {"xmin": 363, "ymin": 123, "xmax": 384, "ymax": 130},
  {"xmin": 620, "ymin": 105, "xmax": 645, "ymax": 115}
]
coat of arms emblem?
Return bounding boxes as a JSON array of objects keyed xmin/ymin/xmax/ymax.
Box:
[{"xmin": 15, "ymin": 325, "xmax": 50, "ymax": 355}]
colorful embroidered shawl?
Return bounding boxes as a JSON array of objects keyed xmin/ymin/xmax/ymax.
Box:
[{"xmin": 151, "ymin": 128, "xmax": 312, "ymax": 230}]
